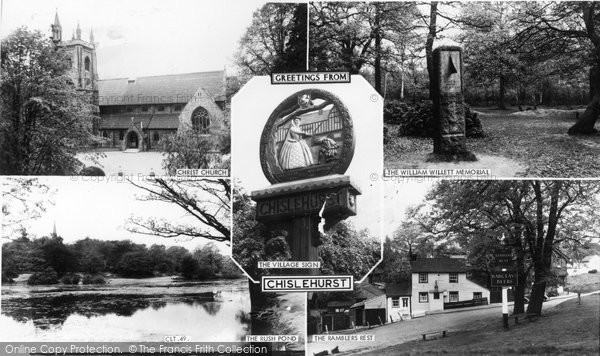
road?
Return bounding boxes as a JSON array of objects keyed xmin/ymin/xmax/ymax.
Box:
[{"xmin": 307, "ymin": 292, "xmax": 596, "ymax": 355}]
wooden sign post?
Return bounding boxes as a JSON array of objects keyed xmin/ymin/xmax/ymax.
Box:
[{"xmin": 492, "ymin": 247, "xmax": 517, "ymax": 330}]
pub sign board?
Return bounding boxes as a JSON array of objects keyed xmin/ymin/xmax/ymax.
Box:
[
  {"xmin": 493, "ymin": 247, "xmax": 514, "ymax": 268},
  {"xmin": 491, "ymin": 271, "xmax": 518, "ymax": 287}
]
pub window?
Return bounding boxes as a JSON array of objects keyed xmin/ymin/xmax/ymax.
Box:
[
  {"xmin": 419, "ymin": 292, "xmax": 428, "ymax": 303},
  {"xmin": 392, "ymin": 297, "xmax": 400, "ymax": 308},
  {"xmin": 102, "ymin": 131, "xmax": 108, "ymax": 138},
  {"xmin": 418, "ymin": 273, "xmax": 428, "ymax": 283},
  {"xmin": 473, "ymin": 292, "xmax": 482, "ymax": 300},
  {"xmin": 141, "ymin": 106, "xmax": 149, "ymax": 112},
  {"xmin": 157, "ymin": 105, "xmax": 165, "ymax": 112},
  {"xmin": 449, "ymin": 272, "xmax": 458, "ymax": 283},
  {"xmin": 153, "ymin": 132, "xmax": 160, "ymax": 141},
  {"xmin": 174, "ymin": 104, "xmax": 183, "ymax": 111},
  {"xmin": 449, "ymin": 291, "xmax": 459, "ymax": 302},
  {"xmin": 433, "ymin": 292, "xmax": 440, "ymax": 300},
  {"xmin": 119, "ymin": 130, "xmax": 124, "ymax": 140},
  {"xmin": 126, "ymin": 106, "xmax": 134, "ymax": 113}
]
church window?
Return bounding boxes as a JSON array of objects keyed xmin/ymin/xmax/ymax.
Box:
[
  {"xmin": 84, "ymin": 57, "xmax": 90, "ymax": 71},
  {"xmin": 191, "ymin": 106, "xmax": 210, "ymax": 133}
]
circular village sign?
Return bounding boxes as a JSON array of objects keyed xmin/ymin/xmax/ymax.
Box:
[
  {"xmin": 259, "ymin": 89, "xmax": 355, "ymax": 184},
  {"xmin": 254, "ymin": 88, "xmax": 360, "ymax": 227},
  {"xmin": 251, "ymin": 86, "xmax": 362, "ymax": 269}
]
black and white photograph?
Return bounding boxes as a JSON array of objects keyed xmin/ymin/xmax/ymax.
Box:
[
  {"xmin": 306, "ymin": 179, "xmax": 600, "ymax": 355},
  {"xmin": 0, "ymin": 177, "xmax": 246, "ymax": 341},
  {"xmin": 305, "ymin": 1, "xmax": 600, "ymax": 178},
  {"xmin": 231, "ymin": 75, "xmax": 383, "ymax": 281},
  {"xmin": 0, "ymin": 0, "xmax": 272, "ymax": 176},
  {"xmin": 2, "ymin": 0, "xmax": 600, "ymax": 355},
  {"xmin": 0, "ymin": 177, "xmax": 304, "ymax": 352}
]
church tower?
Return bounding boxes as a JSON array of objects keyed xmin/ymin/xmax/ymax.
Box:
[
  {"xmin": 51, "ymin": 11, "xmax": 99, "ymax": 95},
  {"xmin": 51, "ymin": 11, "xmax": 99, "ymax": 131}
]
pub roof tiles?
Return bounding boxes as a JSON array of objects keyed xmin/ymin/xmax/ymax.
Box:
[{"xmin": 410, "ymin": 258, "xmax": 469, "ymax": 273}]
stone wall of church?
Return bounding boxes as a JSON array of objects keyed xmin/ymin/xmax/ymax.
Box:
[{"xmin": 178, "ymin": 87, "xmax": 226, "ymax": 133}]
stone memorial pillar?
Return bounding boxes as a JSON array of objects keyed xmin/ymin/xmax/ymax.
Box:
[{"xmin": 428, "ymin": 46, "xmax": 476, "ymax": 162}]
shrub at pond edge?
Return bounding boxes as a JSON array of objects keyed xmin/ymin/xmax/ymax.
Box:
[
  {"xmin": 82, "ymin": 274, "xmax": 107, "ymax": 284},
  {"xmin": 27, "ymin": 268, "xmax": 59, "ymax": 285}
]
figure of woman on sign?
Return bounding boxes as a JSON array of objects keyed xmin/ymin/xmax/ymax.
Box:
[{"xmin": 278, "ymin": 116, "xmax": 314, "ymax": 170}]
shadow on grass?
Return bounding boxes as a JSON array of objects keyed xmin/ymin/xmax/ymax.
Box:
[{"xmin": 384, "ymin": 107, "xmax": 600, "ymax": 177}]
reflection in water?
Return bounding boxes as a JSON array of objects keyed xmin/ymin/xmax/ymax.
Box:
[
  {"xmin": 2, "ymin": 294, "xmax": 210, "ymax": 329},
  {"xmin": 0, "ymin": 279, "xmax": 250, "ymax": 342}
]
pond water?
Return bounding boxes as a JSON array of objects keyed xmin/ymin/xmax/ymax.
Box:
[{"xmin": 0, "ymin": 276, "xmax": 251, "ymax": 342}]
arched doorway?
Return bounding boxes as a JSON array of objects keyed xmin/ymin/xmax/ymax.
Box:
[{"xmin": 126, "ymin": 131, "xmax": 139, "ymax": 149}]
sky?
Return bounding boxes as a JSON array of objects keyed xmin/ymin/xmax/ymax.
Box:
[
  {"xmin": 0, "ymin": 0, "xmax": 268, "ymax": 78},
  {"xmin": 1, "ymin": 177, "xmax": 229, "ymax": 253},
  {"xmin": 383, "ymin": 179, "xmax": 435, "ymax": 238}
]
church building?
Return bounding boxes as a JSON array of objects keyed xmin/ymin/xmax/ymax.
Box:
[{"xmin": 50, "ymin": 12, "xmax": 226, "ymax": 152}]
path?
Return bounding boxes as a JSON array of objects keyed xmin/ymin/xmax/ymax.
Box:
[
  {"xmin": 307, "ymin": 291, "xmax": 599, "ymax": 355},
  {"xmin": 76, "ymin": 151, "xmax": 166, "ymax": 176}
]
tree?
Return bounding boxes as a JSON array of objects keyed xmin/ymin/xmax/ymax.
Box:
[
  {"xmin": 160, "ymin": 129, "xmax": 230, "ymax": 175},
  {"xmin": 319, "ymin": 222, "xmax": 380, "ymax": 280},
  {"xmin": 235, "ymin": 3, "xmax": 306, "ymax": 77},
  {"xmin": 458, "ymin": 2, "xmax": 520, "ymax": 109},
  {"xmin": 117, "ymin": 250, "xmax": 154, "ymax": 278},
  {"xmin": 512, "ymin": 2, "xmax": 600, "ymax": 134},
  {"xmin": 2, "ymin": 178, "xmax": 53, "ymax": 240},
  {"xmin": 127, "ymin": 178, "xmax": 231, "ymax": 243},
  {"xmin": 378, "ymin": 236, "xmax": 410, "ymax": 283},
  {"xmin": 419, "ymin": 180, "xmax": 600, "ymax": 315},
  {"xmin": 194, "ymin": 243, "xmax": 224, "ymax": 278},
  {"xmin": 0, "ymin": 27, "xmax": 98, "ymax": 175},
  {"xmin": 180, "ymin": 255, "xmax": 200, "ymax": 279},
  {"xmin": 36, "ymin": 234, "xmax": 79, "ymax": 274},
  {"xmin": 310, "ymin": 1, "xmax": 420, "ymax": 88}
]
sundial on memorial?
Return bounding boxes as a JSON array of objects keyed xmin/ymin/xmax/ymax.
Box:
[{"xmin": 259, "ymin": 89, "xmax": 355, "ymax": 184}]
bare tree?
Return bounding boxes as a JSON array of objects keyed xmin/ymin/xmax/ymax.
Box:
[
  {"xmin": 2, "ymin": 178, "xmax": 54, "ymax": 240},
  {"xmin": 127, "ymin": 178, "xmax": 230, "ymax": 244}
]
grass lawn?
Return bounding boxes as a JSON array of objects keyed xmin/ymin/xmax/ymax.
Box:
[
  {"xmin": 363, "ymin": 294, "xmax": 600, "ymax": 355},
  {"xmin": 566, "ymin": 272, "xmax": 600, "ymax": 293},
  {"xmin": 384, "ymin": 107, "xmax": 600, "ymax": 177}
]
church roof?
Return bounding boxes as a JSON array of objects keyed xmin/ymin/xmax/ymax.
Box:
[
  {"xmin": 99, "ymin": 114, "xmax": 179, "ymax": 130},
  {"xmin": 411, "ymin": 258, "xmax": 469, "ymax": 273},
  {"xmin": 98, "ymin": 70, "xmax": 226, "ymax": 105}
]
